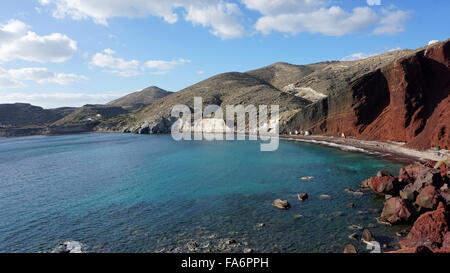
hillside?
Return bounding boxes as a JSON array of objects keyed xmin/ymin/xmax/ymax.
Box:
[
  {"xmin": 107, "ymin": 86, "xmax": 172, "ymax": 111},
  {"xmin": 53, "ymin": 104, "xmax": 129, "ymax": 126},
  {"xmin": 0, "ymin": 103, "xmax": 76, "ymax": 127},
  {"xmin": 125, "ymin": 72, "xmax": 311, "ymax": 133},
  {"xmin": 284, "ymin": 39, "xmax": 450, "ymax": 150}
]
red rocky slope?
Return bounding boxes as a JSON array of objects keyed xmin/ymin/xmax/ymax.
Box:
[{"xmin": 285, "ymin": 40, "xmax": 450, "ymax": 150}]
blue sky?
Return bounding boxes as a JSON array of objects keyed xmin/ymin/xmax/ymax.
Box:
[{"xmin": 0, "ymin": 0, "xmax": 449, "ymax": 108}]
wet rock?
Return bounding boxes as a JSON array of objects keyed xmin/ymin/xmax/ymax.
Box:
[
  {"xmin": 399, "ymin": 183, "xmax": 418, "ymax": 202},
  {"xmin": 396, "ymin": 231, "xmax": 408, "ymax": 237},
  {"xmin": 399, "ymin": 203, "xmax": 449, "ymax": 250},
  {"xmin": 360, "ymin": 179, "xmax": 370, "ymax": 189},
  {"xmin": 361, "ymin": 229, "xmax": 374, "ymax": 243},
  {"xmin": 349, "ymin": 225, "xmax": 363, "ymax": 231},
  {"xmin": 441, "ymin": 183, "xmax": 449, "ymax": 192},
  {"xmin": 332, "ymin": 211, "xmax": 344, "ymax": 217},
  {"xmin": 187, "ymin": 241, "xmax": 200, "ymax": 251},
  {"xmin": 256, "ymin": 223, "xmax": 265, "ymax": 228},
  {"xmin": 344, "ymin": 244, "xmax": 357, "ymax": 253},
  {"xmin": 368, "ymin": 176, "xmax": 400, "ymax": 195},
  {"xmin": 272, "ymin": 199, "xmax": 290, "ymax": 210},
  {"xmin": 380, "ymin": 197, "xmax": 416, "ymax": 224},
  {"xmin": 52, "ymin": 241, "xmax": 83, "ymax": 253},
  {"xmin": 348, "ymin": 203, "xmax": 355, "ymax": 208},
  {"xmin": 345, "ymin": 188, "xmax": 354, "ymax": 193},
  {"xmin": 353, "ymin": 190, "xmax": 364, "ymax": 196},
  {"xmin": 348, "ymin": 233, "xmax": 359, "ymax": 240},
  {"xmin": 226, "ymin": 239, "xmax": 237, "ymax": 245},
  {"xmin": 244, "ymin": 248, "xmax": 253, "ymax": 253},
  {"xmin": 377, "ymin": 170, "xmax": 392, "ymax": 177},
  {"xmin": 415, "ymin": 185, "xmax": 440, "ymax": 209},
  {"xmin": 297, "ymin": 193, "xmax": 308, "ymax": 201}
]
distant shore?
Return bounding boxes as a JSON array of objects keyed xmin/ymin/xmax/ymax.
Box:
[{"xmin": 280, "ymin": 135, "xmax": 449, "ymax": 164}]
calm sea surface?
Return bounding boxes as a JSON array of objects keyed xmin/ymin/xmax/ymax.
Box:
[{"xmin": 0, "ymin": 133, "xmax": 409, "ymax": 253}]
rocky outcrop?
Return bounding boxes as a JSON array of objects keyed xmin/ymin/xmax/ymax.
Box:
[
  {"xmin": 368, "ymin": 176, "xmax": 400, "ymax": 195},
  {"xmin": 399, "ymin": 203, "xmax": 449, "ymax": 250},
  {"xmin": 380, "ymin": 197, "xmax": 416, "ymax": 224},
  {"xmin": 363, "ymin": 160, "xmax": 450, "ymax": 252},
  {"xmin": 285, "ymin": 40, "xmax": 450, "ymax": 150}
]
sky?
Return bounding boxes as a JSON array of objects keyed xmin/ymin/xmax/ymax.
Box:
[{"xmin": 0, "ymin": 0, "xmax": 449, "ymax": 108}]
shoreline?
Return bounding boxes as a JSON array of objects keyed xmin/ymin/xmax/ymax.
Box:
[{"xmin": 280, "ymin": 135, "xmax": 449, "ymax": 164}]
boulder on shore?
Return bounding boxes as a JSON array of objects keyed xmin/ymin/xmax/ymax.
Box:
[
  {"xmin": 380, "ymin": 197, "xmax": 416, "ymax": 224},
  {"xmin": 368, "ymin": 176, "xmax": 400, "ymax": 195},
  {"xmin": 399, "ymin": 203, "xmax": 449, "ymax": 250},
  {"xmin": 272, "ymin": 199, "xmax": 291, "ymax": 210},
  {"xmin": 413, "ymin": 168, "xmax": 443, "ymax": 191},
  {"xmin": 399, "ymin": 183, "xmax": 418, "ymax": 202},
  {"xmin": 415, "ymin": 185, "xmax": 440, "ymax": 209}
]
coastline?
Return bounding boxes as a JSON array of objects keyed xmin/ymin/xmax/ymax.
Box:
[{"xmin": 280, "ymin": 135, "xmax": 449, "ymax": 164}]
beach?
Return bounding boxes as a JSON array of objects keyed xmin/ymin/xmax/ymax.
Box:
[{"xmin": 281, "ymin": 135, "xmax": 449, "ymax": 164}]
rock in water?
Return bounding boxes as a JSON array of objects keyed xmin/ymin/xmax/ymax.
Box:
[
  {"xmin": 377, "ymin": 170, "xmax": 392, "ymax": 177},
  {"xmin": 52, "ymin": 241, "xmax": 83, "ymax": 253},
  {"xmin": 297, "ymin": 193, "xmax": 308, "ymax": 201},
  {"xmin": 244, "ymin": 248, "xmax": 253, "ymax": 253},
  {"xmin": 368, "ymin": 176, "xmax": 399, "ymax": 195},
  {"xmin": 272, "ymin": 199, "xmax": 291, "ymax": 210},
  {"xmin": 344, "ymin": 244, "xmax": 357, "ymax": 253},
  {"xmin": 361, "ymin": 229, "xmax": 374, "ymax": 243}
]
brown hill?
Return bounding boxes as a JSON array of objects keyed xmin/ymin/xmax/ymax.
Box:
[
  {"xmin": 107, "ymin": 86, "xmax": 171, "ymax": 111},
  {"xmin": 0, "ymin": 103, "xmax": 76, "ymax": 127}
]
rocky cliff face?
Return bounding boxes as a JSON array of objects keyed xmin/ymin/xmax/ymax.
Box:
[{"xmin": 284, "ymin": 40, "xmax": 450, "ymax": 150}]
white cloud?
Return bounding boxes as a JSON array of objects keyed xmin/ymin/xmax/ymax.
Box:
[
  {"xmin": 39, "ymin": 0, "xmax": 244, "ymax": 39},
  {"xmin": 373, "ymin": 9, "xmax": 412, "ymax": 35},
  {"xmin": 144, "ymin": 59, "xmax": 191, "ymax": 74},
  {"xmin": 254, "ymin": 7, "xmax": 379, "ymax": 36},
  {"xmin": 0, "ymin": 67, "xmax": 87, "ymax": 89},
  {"xmin": 197, "ymin": 70, "xmax": 205, "ymax": 74},
  {"xmin": 0, "ymin": 19, "xmax": 77, "ymax": 63},
  {"xmin": 367, "ymin": 0, "xmax": 381, "ymax": 6},
  {"xmin": 244, "ymin": 0, "xmax": 410, "ymax": 36},
  {"xmin": 0, "ymin": 92, "xmax": 126, "ymax": 109},
  {"xmin": 185, "ymin": 2, "xmax": 244, "ymax": 39},
  {"xmin": 89, "ymin": 49, "xmax": 140, "ymax": 77},
  {"xmin": 243, "ymin": 0, "xmax": 324, "ymax": 15},
  {"xmin": 90, "ymin": 49, "xmax": 191, "ymax": 77}
]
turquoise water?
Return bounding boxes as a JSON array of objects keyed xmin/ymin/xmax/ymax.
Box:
[{"xmin": 0, "ymin": 133, "xmax": 407, "ymax": 253}]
